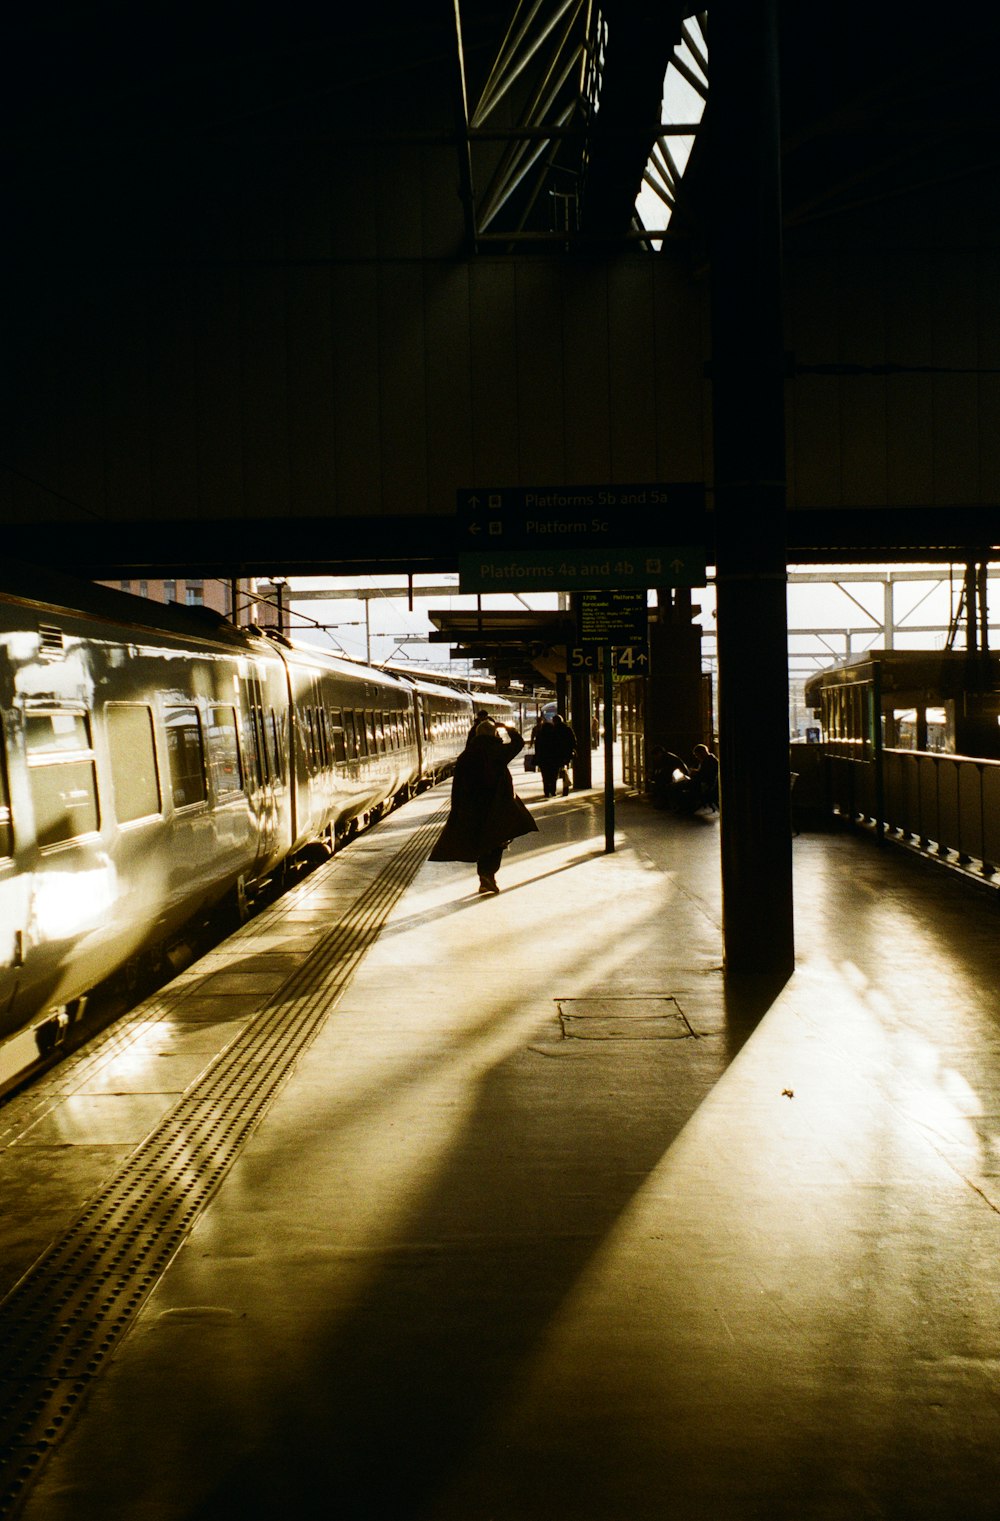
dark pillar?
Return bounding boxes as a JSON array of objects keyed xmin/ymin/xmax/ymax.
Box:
[
  {"xmin": 646, "ymin": 589, "xmax": 704, "ymax": 762},
  {"xmin": 709, "ymin": 0, "xmax": 794, "ymax": 977},
  {"xmin": 570, "ymin": 671, "xmax": 593, "ymax": 788}
]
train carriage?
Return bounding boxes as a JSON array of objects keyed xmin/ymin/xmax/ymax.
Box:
[
  {"xmin": 0, "ymin": 576, "xmax": 291, "ymax": 1073},
  {"xmin": 803, "ymin": 649, "xmax": 1000, "ymax": 871},
  {"xmin": 282, "ymin": 642, "xmax": 419, "ymax": 853},
  {"xmin": 0, "ymin": 566, "xmax": 513, "ymax": 1094}
]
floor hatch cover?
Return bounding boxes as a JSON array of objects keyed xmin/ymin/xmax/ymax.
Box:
[{"xmin": 557, "ymin": 996, "xmax": 695, "ymax": 1040}]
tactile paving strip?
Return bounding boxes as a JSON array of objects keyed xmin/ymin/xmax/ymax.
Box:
[{"xmin": 0, "ymin": 806, "xmax": 445, "ymax": 1517}]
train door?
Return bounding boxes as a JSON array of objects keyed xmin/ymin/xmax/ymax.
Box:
[
  {"xmin": 240, "ymin": 668, "xmax": 280, "ymax": 873},
  {"xmin": 0, "ymin": 720, "xmax": 22, "ymax": 1038}
]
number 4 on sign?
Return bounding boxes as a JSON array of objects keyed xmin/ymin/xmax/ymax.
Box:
[{"xmin": 614, "ymin": 645, "xmax": 649, "ymax": 673}]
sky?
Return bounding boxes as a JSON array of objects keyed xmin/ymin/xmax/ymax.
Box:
[{"xmin": 275, "ymin": 565, "xmax": 995, "ymax": 691}]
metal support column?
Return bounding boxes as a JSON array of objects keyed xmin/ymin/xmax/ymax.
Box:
[
  {"xmin": 708, "ymin": 0, "xmax": 794, "ymax": 978},
  {"xmin": 570, "ymin": 670, "xmax": 593, "ymax": 789}
]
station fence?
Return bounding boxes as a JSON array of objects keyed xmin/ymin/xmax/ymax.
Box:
[{"xmin": 824, "ymin": 749, "xmax": 1000, "ymax": 883}]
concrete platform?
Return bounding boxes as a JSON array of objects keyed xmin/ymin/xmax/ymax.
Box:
[{"xmin": 4, "ymin": 761, "xmax": 1000, "ymax": 1520}]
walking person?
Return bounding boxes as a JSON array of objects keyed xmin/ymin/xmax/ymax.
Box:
[
  {"xmin": 551, "ymin": 712, "xmax": 576, "ymax": 795},
  {"xmin": 532, "ymin": 712, "xmax": 562, "ymax": 798},
  {"xmin": 429, "ymin": 719, "xmax": 538, "ymax": 894}
]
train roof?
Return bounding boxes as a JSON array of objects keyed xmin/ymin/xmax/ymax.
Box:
[
  {"xmin": 277, "ymin": 637, "xmax": 410, "ymax": 689},
  {"xmin": 804, "ymin": 649, "xmax": 1000, "ymax": 704},
  {"xmin": 380, "ymin": 662, "xmax": 503, "ymax": 695},
  {"xmin": 0, "ymin": 560, "xmax": 260, "ymax": 654},
  {"xmin": 386, "ymin": 669, "xmax": 475, "ymax": 702}
]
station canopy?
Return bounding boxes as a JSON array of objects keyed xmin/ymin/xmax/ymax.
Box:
[{"xmin": 426, "ymin": 608, "xmax": 577, "ymax": 691}]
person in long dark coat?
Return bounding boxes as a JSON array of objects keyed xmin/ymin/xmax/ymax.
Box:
[
  {"xmin": 531, "ymin": 714, "xmax": 561, "ymax": 797},
  {"xmin": 429, "ymin": 719, "xmax": 538, "ymax": 894}
]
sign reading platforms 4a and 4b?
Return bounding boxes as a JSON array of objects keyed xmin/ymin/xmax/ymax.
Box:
[
  {"xmin": 456, "ymin": 483, "xmax": 706, "ymax": 593},
  {"xmin": 459, "ymin": 546, "xmax": 702, "ymax": 593}
]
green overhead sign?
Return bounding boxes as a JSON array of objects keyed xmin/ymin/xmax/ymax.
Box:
[{"xmin": 458, "ymin": 546, "xmax": 705, "ymax": 593}]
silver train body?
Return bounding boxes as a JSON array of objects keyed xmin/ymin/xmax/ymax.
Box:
[{"xmin": 0, "ymin": 569, "xmax": 512, "ymax": 1089}]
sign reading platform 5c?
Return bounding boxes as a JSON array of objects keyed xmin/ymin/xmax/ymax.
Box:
[{"xmin": 458, "ymin": 547, "xmax": 705, "ymax": 593}]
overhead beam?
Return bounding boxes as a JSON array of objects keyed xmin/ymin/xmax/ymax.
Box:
[{"xmin": 5, "ymin": 509, "xmax": 996, "ymax": 582}]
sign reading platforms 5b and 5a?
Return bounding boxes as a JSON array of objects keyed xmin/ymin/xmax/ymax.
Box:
[{"xmin": 456, "ymin": 483, "xmax": 704, "ymax": 547}]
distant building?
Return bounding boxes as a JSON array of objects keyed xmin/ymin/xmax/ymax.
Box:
[{"xmin": 98, "ymin": 577, "xmax": 258, "ymax": 624}]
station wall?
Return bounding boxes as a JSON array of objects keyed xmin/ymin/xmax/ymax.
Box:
[{"xmin": 3, "ymin": 132, "xmax": 998, "ymax": 539}]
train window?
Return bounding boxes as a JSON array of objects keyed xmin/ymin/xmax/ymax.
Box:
[
  {"xmin": 305, "ymin": 708, "xmax": 316, "ymax": 769},
  {"xmin": 374, "ymin": 713, "xmax": 385, "ymax": 754},
  {"xmin": 364, "ymin": 711, "xmax": 376, "ymax": 755},
  {"xmin": 342, "ymin": 710, "xmax": 357, "ymax": 759},
  {"xmin": 239, "ymin": 680, "xmax": 265, "ymax": 785},
  {"xmin": 269, "ymin": 711, "xmax": 284, "ymax": 781},
  {"xmin": 206, "ymin": 706, "xmax": 244, "ymax": 799},
  {"xmin": 318, "ymin": 708, "xmax": 330, "ymax": 768},
  {"xmin": 164, "ymin": 706, "xmax": 207, "ymax": 809},
  {"xmin": 329, "ymin": 708, "xmax": 347, "ymax": 763},
  {"xmin": 24, "ymin": 712, "xmax": 90, "ymax": 755},
  {"xmin": 25, "ymin": 709, "xmax": 100, "ymax": 846},
  {"xmin": 0, "ymin": 736, "xmax": 12, "ymax": 856},
  {"xmin": 106, "ymin": 704, "xmax": 162, "ymax": 822}
]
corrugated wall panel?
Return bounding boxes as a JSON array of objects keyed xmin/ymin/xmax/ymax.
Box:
[
  {"xmin": 284, "ymin": 147, "xmax": 335, "ymax": 263},
  {"xmin": 838, "ymin": 250, "xmax": 888, "ymax": 506},
  {"xmin": 653, "ymin": 263, "xmax": 708, "ymax": 483},
  {"xmin": 786, "ymin": 237, "xmax": 1000, "ymax": 511},
  {"xmin": 885, "ymin": 252, "xmax": 934, "ymax": 507},
  {"xmin": 979, "ymin": 251, "xmax": 1000, "ymax": 504},
  {"xmin": 240, "ymin": 270, "xmax": 291, "ymax": 518},
  {"xmin": 149, "ymin": 275, "xmax": 201, "ymax": 519},
  {"xmin": 285, "ymin": 269, "xmax": 337, "ymax": 516},
  {"xmin": 514, "ymin": 262, "xmax": 568, "ymax": 483},
  {"xmin": 469, "ymin": 262, "xmax": 520, "ymax": 484},
  {"xmin": 102, "ymin": 277, "xmax": 154, "ymax": 522},
  {"xmin": 30, "ymin": 280, "xmax": 109, "ymax": 521},
  {"xmin": 331, "ymin": 268, "xmax": 383, "ymax": 511},
  {"xmin": 785, "ymin": 256, "xmax": 842, "ymax": 508},
  {"xmin": 931, "ymin": 251, "xmax": 981, "ymax": 505},
  {"xmin": 608, "ymin": 263, "xmax": 659, "ymax": 481},
  {"xmin": 562, "ymin": 265, "xmax": 613, "ymax": 484},
  {"xmin": 424, "ymin": 265, "xmax": 474, "ymax": 516},
  {"xmin": 194, "ymin": 272, "xmax": 245, "ymax": 520},
  {"xmin": 376, "ymin": 143, "xmax": 427, "ymax": 261},
  {"xmin": 378, "ymin": 265, "xmax": 429, "ymax": 513}
]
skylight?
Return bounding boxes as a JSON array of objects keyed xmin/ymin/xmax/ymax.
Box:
[{"xmin": 634, "ymin": 14, "xmax": 709, "ymax": 250}]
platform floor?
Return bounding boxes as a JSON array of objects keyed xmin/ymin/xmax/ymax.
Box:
[{"xmin": 3, "ymin": 763, "xmax": 1000, "ymax": 1520}]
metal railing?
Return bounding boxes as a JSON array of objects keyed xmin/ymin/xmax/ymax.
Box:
[{"xmin": 825, "ymin": 749, "xmax": 1000, "ymax": 883}]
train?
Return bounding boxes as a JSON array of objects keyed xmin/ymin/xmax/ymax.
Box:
[
  {"xmin": 803, "ymin": 649, "xmax": 1000, "ymax": 761},
  {"xmin": 802, "ymin": 649, "xmax": 1000, "ymax": 877},
  {"xmin": 0, "ymin": 565, "xmax": 514, "ymax": 1093}
]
